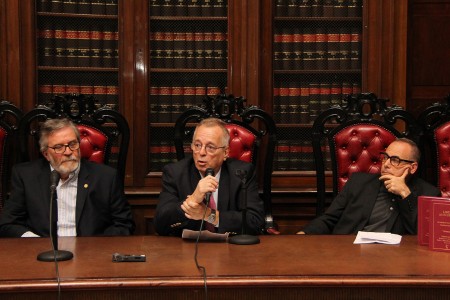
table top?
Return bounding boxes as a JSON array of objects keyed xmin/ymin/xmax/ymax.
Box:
[{"xmin": 1, "ymin": 235, "xmax": 450, "ymax": 290}]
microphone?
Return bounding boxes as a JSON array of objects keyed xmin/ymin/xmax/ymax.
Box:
[
  {"xmin": 37, "ymin": 170, "xmax": 73, "ymax": 262},
  {"xmin": 204, "ymin": 168, "xmax": 215, "ymax": 206},
  {"xmin": 228, "ymin": 169, "xmax": 260, "ymax": 245}
]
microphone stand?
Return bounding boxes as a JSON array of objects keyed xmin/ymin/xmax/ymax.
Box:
[
  {"xmin": 37, "ymin": 173, "xmax": 73, "ymax": 262},
  {"xmin": 228, "ymin": 170, "xmax": 260, "ymax": 245}
]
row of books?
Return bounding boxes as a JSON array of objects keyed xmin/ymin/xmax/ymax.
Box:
[
  {"xmin": 148, "ymin": 141, "xmax": 328, "ymax": 173},
  {"xmin": 275, "ymin": 0, "xmax": 362, "ymax": 18},
  {"xmin": 149, "ymin": 85, "xmax": 223, "ymax": 122},
  {"xmin": 38, "ymin": 84, "xmax": 119, "ymax": 107},
  {"xmin": 150, "ymin": 49, "xmax": 227, "ymax": 69},
  {"xmin": 149, "ymin": 143, "xmax": 178, "ymax": 172},
  {"xmin": 38, "ymin": 0, "xmax": 118, "ymax": 15},
  {"xmin": 273, "ymin": 81, "xmax": 361, "ymax": 124},
  {"xmin": 274, "ymin": 140, "xmax": 331, "ymax": 171},
  {"xmin": 38, "ymin": 29, "xmax": 118, "ymax": 67},
  {"xmin": 150, "ymin": 31, "xmax": 227, "ymax": 69},
  {"xmin": 274, "ymin": 27, "xmax": 360, "ymax": 70},
  {"xmin": 150, "ymin": 0, "xmax": 228, "ymax": 17},
  {"xmin": 150, "ymin": 31, "xmax": 227, "ymax": 50}
]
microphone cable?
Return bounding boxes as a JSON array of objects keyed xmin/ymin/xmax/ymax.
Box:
[
  {"xmin": 48, "ymin": 189, "xmax": 63, "ymax": 300},
  {"xmin": 194, "ymin": 203, "xmax": 210, "ymax": 300}
]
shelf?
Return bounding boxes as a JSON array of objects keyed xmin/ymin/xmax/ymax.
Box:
[
  {"xmin": 37, "ymin": 12, "xmax": 118, "ymax": 19},
  {"xmin": 274, "ymin": 69, "xmax": 361, "ymax": 74},
  {"xmin": 38, "ymin": 66, "xmax": 118, "ymax": 72},
  {"xmin": 149, "ymin": 68, "xmax": 227, "ymax": 73},
  {"xmin": 274, "ymin": 17, "xmax": 362, "ymax": 22},
  {"xmin": 149, "ymin": 16, "xmax": 228, "ymax": 21}
]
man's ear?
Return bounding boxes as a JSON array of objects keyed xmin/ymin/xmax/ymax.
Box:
[
  {"xmin": 42, "ymin": 150, "xmax": 50, "ymax": 162},
  {"xmin": 409, "ymin": 162, "xmax": 418, "ymax": 175}
]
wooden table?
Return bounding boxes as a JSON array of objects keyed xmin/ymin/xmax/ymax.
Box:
[{"xmin": 0, "ymin": 235, "xmax": 449, "ymax": 299}]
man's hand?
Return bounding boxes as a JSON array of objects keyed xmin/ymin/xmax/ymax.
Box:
[
  {"xmin": 379, "ymin": 168, "xmax": 411, "ymax": 199},
  {"xmin": 181, "ymin": 197, "xmax": 208, "ymax": 220},
  {"xmin": 189, "ymin": 175, "xmax": 219, "ymax": 204}
]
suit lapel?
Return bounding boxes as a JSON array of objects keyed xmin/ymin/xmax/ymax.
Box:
[
  {"xmin": 38, "ymin": 162, "xmax": 52, "ymax": 219},
  {"xmin": 218, "ymin": 163, "xmax": 230, "ymax": 211},
  {"xmin": 76, "ymin": 161, "xmax": 89, "ymax": 225}
]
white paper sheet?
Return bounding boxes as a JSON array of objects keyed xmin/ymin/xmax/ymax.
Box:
[{"xmin": 353, "ymin": 231, "xmax": 402, "ymax": 245}]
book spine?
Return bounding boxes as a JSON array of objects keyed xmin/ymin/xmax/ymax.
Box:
[
  {"xmin": 279, "ymin": 83, "xmax": 290, "ymax": 123},
  {"xmin": 38, "ymin": 25, "xmax": 55, "ymax": 66},
  {"xmin": 150, "ymin": 86, "xmax": 161, "ymax": 122},
  {"xmin": 78, "ymin": 0, "xmax": 91, "ymax": 14},
  {"xmin": 194, "ymin": 32, "xmax": 205, "ymax": 69},
  {"xmin": 319, "ymin": 82, "xmax": 331, "ymax": 112},
  {"xmin": 90, "ymin": 28, "xmax": 103, "ymax": 68},
  {"xmin": 54, "ymin": 26, "xmax": 67, "ymax": 66},
  {"xmin": 50, "ymin": 0, "xmax": 63, "ymax": 13},
  {"xmin": 333, "ymin": 0, "xmax": 348, "ymax": 17},
  {"xmin": 77, "ymin": 29, "xmax": 91, "ymax": 67},
  {"xmin": 105, "ymin": 0, "xmax": 119, "ymax": 15},
  {"xmin": 350, "ymin": 27, "xmax": 361, "ymax": 69},
  {"xmin": 347, "ymin": 0, "xmax": 362, "ymax": 17},
  {"xmin": 273, "ymin": 86, "xmax": 280, "ymax": 123},
  {"xmin": 275, "ymin": 0, "xmax": 286, "ymax": 17},
  {"xmin": 339, "ymin": 28, "xmax": 351, "ymax": 69},
  {"xmin": 91, "ymin": 0, "xmax": 106, "ymax": 15},
  {"xmin": 62, "ymin": 0, "xmax": 78, "ymax": 13},
  {"xmin": 327, "ymin": 28, "xmax": 340, "ymax": 70},
  {"xmin": 292, "ymin": 28, "xmax": 303, "ymax": 69},
  {"xmin": 303, "ymin": 28, "xmax": 316, "ymax": 70},
  {"xmin": 298, "ymin": 0, "xmax": 312, "ymax": 17},
  {"xmin": 299, "ymin": 82, "xmax": 310, "ymax": 124},
  {"xmin": 66, "ymin": 29, "xmax": 79, "ymax": 67},
  {"xmin": 316, "ymin": 27, "xmax": 327, "ymax": 69},
  {"xmin": 187, "ymin": 0, "xmax": 201, "ymax": 16},
  {"xmin": 159, "ymin": 86, "xmax": 172, "ymax": 122},
  {"xmin": 175, "ymin": 0, "xmax": 188, "ymax": 16},
  {"xmin": 309, "ymin": 82, "xmax": 320, "ymax": 122},
  {"xmin": 150, "ymin": 0, "xmax": 162, "ymax": 16},
  {"xmin": 212, "ymin": 0, "xmax": 227, "ymax": 17}
]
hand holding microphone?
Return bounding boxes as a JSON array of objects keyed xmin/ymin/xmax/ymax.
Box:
[{"xmin": 181, "ymin": 168, "xmax": 217, "ymax": 220}]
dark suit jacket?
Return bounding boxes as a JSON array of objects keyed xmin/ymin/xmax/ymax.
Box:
[
  {"xmin": 303, "ymin": 172, "xmax": 441, "ymax": 235},
  {"xmin": 154, "ymin": 157, "xmax": 264, "ymax": 236},
  {"xmin": 0, "ymin": 158, "xmax": 135, "ymax": 237}
]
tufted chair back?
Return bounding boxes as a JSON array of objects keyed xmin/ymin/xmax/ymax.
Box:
[
  {"xmin": 225, "ymin": 123, "xmax": 257, "ymax": 164},
  {"xmin": 312, "ymin": 93, "xmax": 421, "ymax": 216},
  {"xmin": 0, "ymin": 101, "xmax": 23, "ymax": 211},
  {"xmin": 418, "ymin": 95, "xmax": 450, "ymax": 197},
  {"xmin": 333, "ymin": 124, "xmax": 397, "ymax": 192},
  {"xmin": 174, "ymin": 94, "xmax": 278, "ymax": 234},
  {"xmin": 18, "ymin": 94, "xmax": 129, "ymax": 183}
]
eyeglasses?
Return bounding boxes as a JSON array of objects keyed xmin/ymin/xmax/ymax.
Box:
[
  {"xmin": 48, "ymin": 141, "xmax": 80, "ymax": 154},
  {"xmin": 192, "ymin": 142, "xmax": 227, "ymax": 154},
  {"xmin": 379, "ymin": 152, "xmax": 415, "ymax": 166}
]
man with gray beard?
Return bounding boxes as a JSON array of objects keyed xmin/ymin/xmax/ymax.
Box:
[{"xmin": 0, "ymin": 118, "xmax": 134, "ymax": 237}]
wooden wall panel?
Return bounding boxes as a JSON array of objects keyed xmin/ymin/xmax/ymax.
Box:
[{"xmin": 407, "ymin": 0, "xmax": 450, "ymax": 116}]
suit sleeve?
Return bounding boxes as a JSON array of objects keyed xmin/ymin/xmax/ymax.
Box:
[
  {"xmin": 102, "ymin": 170, "xmax": 135, "ymax": 236},
  {"xmin": 154, "ymin": 163, "xmax": 195, "ymax": 236},
  {"xmin": 302, "ymin": 176, "xmax": 357, "ymax": 234},
  {"xmin": 217, "ymin": 163, "xmax": 264, "ymax": 235},
  {"xmin": 0, "ymin": 166, "xmax": 35, "ymax": 237}
]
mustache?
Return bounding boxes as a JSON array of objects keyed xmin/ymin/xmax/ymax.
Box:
[{"xmin": 61, "ymin": 157, "xmax": 78, "ymax": 163}]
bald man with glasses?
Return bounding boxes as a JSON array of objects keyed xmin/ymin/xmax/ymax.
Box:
[
  {"xmin": 154, "ymin": 118, "xmax": 264, "ymax": 236},
  {"xmin": 298, "ymin": 138, "xmax": 441, "ymax": 235}
]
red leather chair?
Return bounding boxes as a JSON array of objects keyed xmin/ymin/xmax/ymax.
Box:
[
  {"xmin": 418, "ymin": 94, "xmax": 450, "ymax": 197},
  {"xmin": 174, "ymin": 94, "xmax": 279, "ymax": 234},
  {"xmin": 312, "ymin": 93, "xmax": 421, "ymax": 216},
  {"xmin": 0, "ymin": 101, "xmax": 23, "ymax": 211},
  {"xmin": 18, "ymin": 94, "xmax": 129, "ymax": 183}
]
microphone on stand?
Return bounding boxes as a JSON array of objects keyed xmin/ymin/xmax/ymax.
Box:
[
  {"xmin": 228, "ymin": 169, "xmax": 260, "ymax": 245},
  {"xmin": 204, "ymin": 168, "xmax": 215, "ymax": 206},
  {"xmin": 37, "ymin": 170, "xmax": 73, "ymax": 262}
]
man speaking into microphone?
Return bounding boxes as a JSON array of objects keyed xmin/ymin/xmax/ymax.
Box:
[
  {"xmin": 0, "ymin": 118, "xmax": 134, "ymax": 237},
  {"xmin": 154, "ymin": 118, "xmax": 264, "ymax": 236}
]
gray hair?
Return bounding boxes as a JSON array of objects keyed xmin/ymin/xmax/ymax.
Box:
[
  {"xmin": 193, "ymin": 117, "xmax": 230, "ymax": 147},
  {"xmin": 39, "ymin": 118, "xmax": 80, "ymax": 152},
  {"xmin": 395, "ymin": 137, "xmax": 421, "ymax": 162}
]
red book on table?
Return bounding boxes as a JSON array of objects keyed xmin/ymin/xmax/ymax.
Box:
[{"xmin": 418, "ymin": 196, "xmax": 450, "ymax": 247}]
